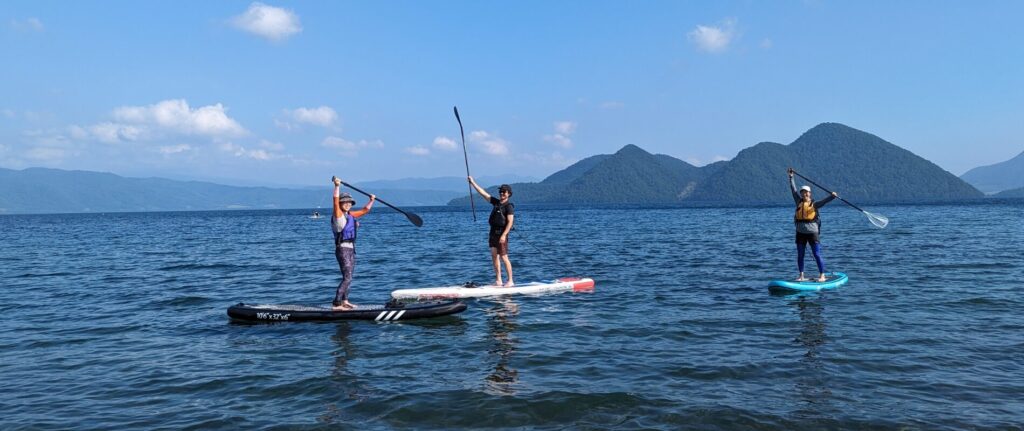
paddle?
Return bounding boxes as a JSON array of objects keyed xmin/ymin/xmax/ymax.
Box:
[
  {"xmin": 791, "ymin": 169, "xmax": 889, "ymax": 229},
  {"xmin": 333, "ymin": 177, "xmax": 423, "ymax": 227},
  {"xmin": 453, "ymin": 106, "xmax": 477, "ymax": 221}
]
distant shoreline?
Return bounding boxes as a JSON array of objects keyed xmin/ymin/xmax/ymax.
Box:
[{"xmin": 4, "ymin": 197, "xmax": 1020, "ymax": 217}]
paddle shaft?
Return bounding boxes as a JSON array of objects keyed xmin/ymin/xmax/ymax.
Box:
[
  {"xmin": 340, "ymin": 181, "xmax": 422, "ymax": 226},
  {"xmin": 792, "ymin": 171, "xmax": 866, "ymax": 213},
  {"xmin": 454, "ymin": 106, "xmax": 477, "ymax": 221}
]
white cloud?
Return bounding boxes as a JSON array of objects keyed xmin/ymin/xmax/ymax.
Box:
[
  {"xmin": 543, "ymin": 121, "xmax": 577, "ymax": 149},
  {"xmin": 544, "ymin": 134, "xmax": 573, "ymax": 149},
  {"xmin": 433, "ymin": 136, "xmax": 457, "ymax": 151},
  {"xmin": 321, "ymin": 136, "xmax": 384, "ymax": 155},
  {"xmin": 231, "ymin": 2, "xmax": 302, "ymax": 42},
  {"xmin": 685, "ymin": 155, "xmax": 731, "ymax": 166},
  {"xmin": 553, "ymin": 121, "xmax": 577, "ymax": 135},
  {"xmin": 468, "ymin": 130, "xmax": 509, "ymax": 156},
  {"xmin": 2, "ymin": 109, "xmax": 15, "ymax": 118},
  {"xmin": 760, "ymin": 38, "xmax": 773, "ymax": 49},
  {"xmin": 10, "ymin": 18, "xmax": 44, "ymax": 32},
  {"xmin": 219, "ymin": 142, "xmax": 273, "ymax": 160},
  {"xmin": 258, "ymin": 140, "xmax": 285, "ymax": 151},
  {"xmin": 111, "ymin": 99, "xmax": 247, "ymax": 138},
  {"xmin": 599, "ymin": 101, "xmax": 624, "ymax": 109},
  {"xmin": 404, "ymin": 146, "xmax": 430, "ymax": 156},
  {"xmin": 688, "ymin": 18, "xmax": 737, "ymax": 53},
  {"xmin": 159, "ymin": 144, "xmax": 192, "ymax": 155},
  {"xmin": 89, "ymin": 122, "xmax": 145, "ymax": 143},
  {"xmin": 281, "ymin": 106, "xmax": 337, "ymax": 129}
]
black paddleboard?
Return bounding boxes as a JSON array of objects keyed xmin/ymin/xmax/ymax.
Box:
[{"xmin": 227, "ymin": 300, "xmax": 466, "ymax": 322}]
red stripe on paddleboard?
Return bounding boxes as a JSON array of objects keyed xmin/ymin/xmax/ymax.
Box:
[{"xmin": 570, "ymin": 278, "xmax": 594, "ymax": 292}]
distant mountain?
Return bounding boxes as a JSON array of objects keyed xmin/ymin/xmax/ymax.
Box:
[
  {"xmin": 0, "ymin": 168, "xmax": 461, "ymax": 214},
  {"xmin": 449, "ymin": 144, "xmax": 714, "ymax": 205},
  {"xmin": 960, "ymin": 150, "xmax": 1024, "ymax": 193},
  {"xmin": 686, "ymin": 123, "xmax": 982, "ymax": 203},
  {"xmin": 993, "ymin": 186, "xmax": 1024, "ymax": 198},
  {"xmin": 448, "ymin": 122, "xmax": 982, "ymax": 206},
  {"xmin": 356, "ymin": 174, "xmax": 539, "ymax": 192}
]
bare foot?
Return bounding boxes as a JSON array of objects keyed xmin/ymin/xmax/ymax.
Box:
[
  {"xmin": 795, "ymin": 276, "xmax": 809, "ymax": 282},
  {"xmin": 342, "ymin": 301, "xmax": 357, "ymax": 309},
  {"xmin": 331, "ymin": 304, "xmax": 349, "ymax": 311},
  {"xmin": 503, "ymin": 281, "xmax": 515, "ymax": 287},
  {"xmin": 493, "ymin": 280, "xmax": 503, "ymax": 287},
  {"xmin": 817, "ymin": 275, "xmax": 827, "ymax": 282}
]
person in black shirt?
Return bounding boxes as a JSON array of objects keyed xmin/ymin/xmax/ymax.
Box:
[{"xmin": 468, "ymin": 176, "xmax": 515, "ymax": 287}]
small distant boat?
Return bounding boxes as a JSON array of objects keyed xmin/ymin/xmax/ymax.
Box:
[{"xmin": 310, "ymin": 211, "xmax": 322, "ymax": 219}]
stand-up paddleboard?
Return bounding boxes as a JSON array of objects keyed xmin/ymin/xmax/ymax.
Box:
[
  {"xmin": 768, "ymin": 272, "xmax": 848, "ymax": 293},
  {"xmin": 391, "ymin": 277, "xmax": 595, "ymax": 300},
  {"xmin": 227, "ymin": 300, "xmax": 466, "ymax": 322}
]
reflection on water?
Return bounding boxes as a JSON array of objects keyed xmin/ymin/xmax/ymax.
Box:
[
  {"xmin": 484, "ymin": 299, "xmax": 520, "ymax": 395},
  {"xmin": 321, "ymin": 322, "xmax": 363, "ymax": 424},
  {"xmin": 790, "ymin": 295, "xmax": 833, "ymax": 419}
]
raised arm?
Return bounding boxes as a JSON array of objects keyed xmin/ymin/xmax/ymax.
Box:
[
  {"xmin": 468, "ymin": 176, "xmax": 492, "ymax": 201},
  {"xmin": 332, "ymin": 177, "xmax": 343, "ymax": 218},
  {"xmin": 787, "ymin": 169, "xmax": 800, "ymax": 203}
]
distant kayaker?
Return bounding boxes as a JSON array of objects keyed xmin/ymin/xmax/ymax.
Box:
[
  {"xmin": 331, "ymin": 176, "xmax": 375, "ymax": 309},
  {"xmin": 788, "ymin": 168, "xmax": 837, "ymax": 282},
  {"xmin": 468, "ymin": 176, "xmax": 515, "ymax": 287}
]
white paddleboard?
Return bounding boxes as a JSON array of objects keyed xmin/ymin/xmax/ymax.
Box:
[{"xmin": 391, "ymin": 277, "xmax": 595, "ymax": 300}]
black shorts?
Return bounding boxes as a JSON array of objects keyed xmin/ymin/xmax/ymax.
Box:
[
  {"xmin": 488, "ymin": 231, "xmax": 509, "ymax": 255},
  {"xmin": 795, "ymin": 232, "xmax": 819, "ymax": 246}
]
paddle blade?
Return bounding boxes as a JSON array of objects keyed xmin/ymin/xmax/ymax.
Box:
[
  {"xmin": 406, "ymin": 212, "xmax": 424, "ymax": 227},
  {"xmin": 864, "ymin": 211, "xmax": 888, "ymax": 229}
]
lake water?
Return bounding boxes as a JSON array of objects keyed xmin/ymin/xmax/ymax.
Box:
[{"xmin": 1, "ymin": 201, "xmax": 1022, "ymax": 430}]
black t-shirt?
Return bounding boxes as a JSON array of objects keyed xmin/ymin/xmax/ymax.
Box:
[{"xmin": 488, "ymin": 196, "xmax": 515, "ymax": 231}]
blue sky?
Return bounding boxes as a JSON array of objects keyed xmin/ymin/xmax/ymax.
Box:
[{"xmin": 2, "ymin": 1, "xmax": 1022, "ymax": 185}]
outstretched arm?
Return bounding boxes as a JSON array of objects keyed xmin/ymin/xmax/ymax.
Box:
[
  {"xmin": 468, "ymin": 176, "xmax": 492, "ymax": 201},
  {"xmin": 352, "ymin": 195, "xmax": 376, "ymax": 218},
  {"xmin": 816, "ymin": 192, "xmax": 838, "ymax": 208}
]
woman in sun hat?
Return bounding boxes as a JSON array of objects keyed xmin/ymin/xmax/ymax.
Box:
[{"xmin": 330, "ymin": 176, "xmax": 375, "ymax": 309}]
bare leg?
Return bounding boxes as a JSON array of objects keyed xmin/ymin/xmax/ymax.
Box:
[
  {"xmin": 501, "ymin": 254, "xmax": 514, "ymax": 287},
  {"xmin": 490, "ymin": 247, "xmax": 503, "ymax": 286}
]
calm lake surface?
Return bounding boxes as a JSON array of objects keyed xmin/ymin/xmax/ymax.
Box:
[{"xmin": 1, "ymin": 201, "xmax": 1022, "ymax": 430}]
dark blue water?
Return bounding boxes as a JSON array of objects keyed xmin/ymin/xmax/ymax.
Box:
[{"xmin": 1, "ymin": 202, "xmax": 1022, "ymax": 430}]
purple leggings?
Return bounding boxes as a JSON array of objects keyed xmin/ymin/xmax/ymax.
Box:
[{"xmin": 333, "ymin": 246, "xmax": 355, "ymax": 305}]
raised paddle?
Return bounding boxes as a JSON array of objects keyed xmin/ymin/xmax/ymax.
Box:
[
  {"xmin": 333, "ymin": 177, "xmax": 423, "ymax": 227},
  {"xmin": 453, "ymin": 106, "xmax": 477, "ymax": 221},
  {"xmin": 790, "ymin": 169, "xmax": 889, "ymax": 229}
]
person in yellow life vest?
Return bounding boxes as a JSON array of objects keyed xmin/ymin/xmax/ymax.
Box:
[{"xmin": 788, "ymin": 168, "xmax": 837, "ymax": 282}]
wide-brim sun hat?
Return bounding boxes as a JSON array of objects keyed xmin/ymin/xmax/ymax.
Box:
[
  {"xmin": 800, "ymin": 186, "xmax": 812, "ymax": 193},
  {"xmin": 338, "ymin": 193, "xmax": 356, "ymax": 204}
]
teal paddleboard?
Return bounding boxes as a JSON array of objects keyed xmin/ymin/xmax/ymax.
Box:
[{"xmin": 768, "ymin": 272, "xmax": 848, "ymax": 292}]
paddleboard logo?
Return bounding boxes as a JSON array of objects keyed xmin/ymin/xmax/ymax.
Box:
[{"xmin": 256, "ymin": 312, "xmax": 290, "ymax": 321}]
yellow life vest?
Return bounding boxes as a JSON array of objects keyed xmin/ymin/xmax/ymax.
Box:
[{"xmin": 795, "ymin": 201, "xmax": 817, "ymax": 222}]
